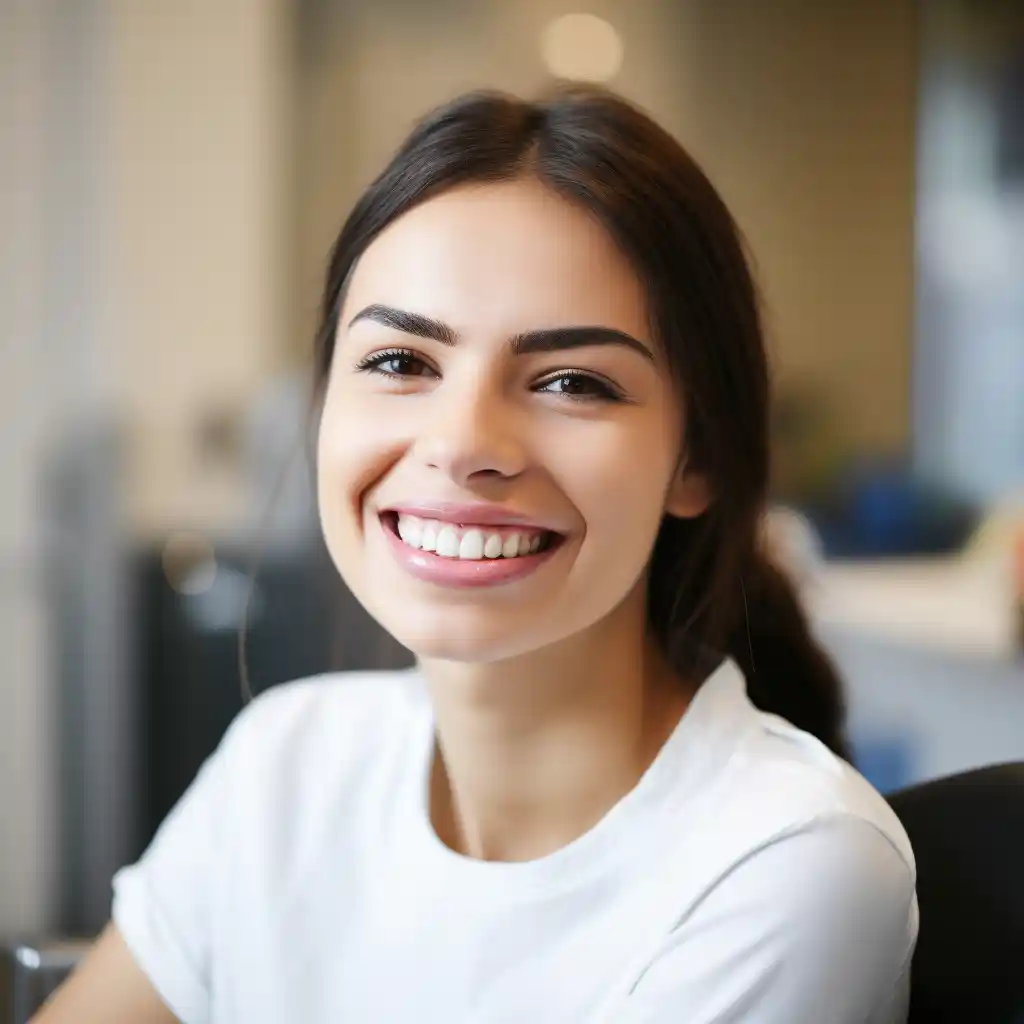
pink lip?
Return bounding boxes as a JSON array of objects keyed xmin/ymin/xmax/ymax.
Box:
[
  {"xmin": 382, "ymin": 501, "xmax": 555, "ymax": 530},
  {"xmin": 378, "ymin": 514, "xmax": 559, "ymax": 589}
]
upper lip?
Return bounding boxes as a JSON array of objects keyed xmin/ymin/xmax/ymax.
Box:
[{"xmin": 381, "ymin": 501, "xmax": 561, "ymax": 531}]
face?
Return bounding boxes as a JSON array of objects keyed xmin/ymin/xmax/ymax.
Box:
[{"xmin": 317, "ymin": 178, "xmax": 708, "ymax": 664}]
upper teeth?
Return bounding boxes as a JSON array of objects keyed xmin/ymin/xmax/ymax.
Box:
[{"xmin": 395, "ymin": 514, "xmax": 547, "ymax": 560}]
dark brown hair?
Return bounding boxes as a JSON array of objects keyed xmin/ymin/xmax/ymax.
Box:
[{"xmin": 311, "ymin": 86, "xmax": 849, "ymax": 757}]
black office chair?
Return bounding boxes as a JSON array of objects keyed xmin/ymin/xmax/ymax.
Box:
[{"xmin": 887, "ymin": 762, "xmax": 1024, "ymax": 1024}]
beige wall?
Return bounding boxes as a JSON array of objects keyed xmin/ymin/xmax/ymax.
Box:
[
  {"xmin": 0, "ymin": 0, "xmax": 294, "ymax": 933},
  {"xmin": 669, "ymin": 1, "xmax": 918, "ymax": 454},
  {"xmin": 1, "ymin": 0, "xmax": 58, "ymax": 937},
  {"xmin": 104, "ymin": 0, "xmax": 293, "ymax": 534},
  {"xmin": 295, "ymin": 0, "xmax": 917, "ymax": 454}
]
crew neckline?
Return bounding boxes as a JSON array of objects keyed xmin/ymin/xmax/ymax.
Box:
[{"xmin": 399, "ymin": 657, "xmax": 754, "ymax": 895}]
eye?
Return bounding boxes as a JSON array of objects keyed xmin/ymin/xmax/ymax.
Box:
[
  {"xmin": 355, "ymin": 348, "xmax": 436, "ymax": 380},
  {"xmin": 534, "ymin": 370, "xmax": 623, "ymax": 403}
]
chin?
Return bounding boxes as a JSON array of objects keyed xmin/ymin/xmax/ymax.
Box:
[{"xmin": 377, "ymin": 605, "xmax": 551, "ymax": 666}]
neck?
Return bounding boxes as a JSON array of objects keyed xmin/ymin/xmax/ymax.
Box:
[{"xmin": 421, "ymin": 586, "xmax": 693, "ymax": 862}]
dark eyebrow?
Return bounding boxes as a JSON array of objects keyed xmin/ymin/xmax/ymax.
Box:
[
  {"xmin": 511, "ymin": 326, "xmax": 654, "ymax": 362},
  {"xmin": 348, "ymin": 304, "xmax": 457, "ymax": 345},
  {"xmin": 348, "ymin": 304, "xmax": 654, "ymax": 363}
]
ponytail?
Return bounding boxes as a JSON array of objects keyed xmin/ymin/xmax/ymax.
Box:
[
  {"xmin": 649, "ymin": 514, "xmax": 850, "ymax": 760},
  {"xmin": 726, "ymin": 554, "xmax": 850, "ymax": 759}
]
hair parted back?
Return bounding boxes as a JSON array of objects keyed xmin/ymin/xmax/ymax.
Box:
[{"xmin": 311, "ymin": 85, "xmax": 849, "ymax": 757}]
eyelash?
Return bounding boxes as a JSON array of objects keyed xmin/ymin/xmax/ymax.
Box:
[
  {"xmin": 354, "ymin": 348, "xmax": 434, "ymax": 380},
  {"xmin": 354, "ymin": 348, "xmax": 625, "ymax": 403},
  {"xmin": 536, "ymin": 368, "xmax": 622, "ymax": 403}
]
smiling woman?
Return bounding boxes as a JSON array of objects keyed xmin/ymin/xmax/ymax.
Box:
[
  {"xmin": 315, "ymin": 173, "xmax": 698, "ymax": 667},
  {"xmin": 35, "ymin": 87, "xmax": 917, "ymax": 1024}
]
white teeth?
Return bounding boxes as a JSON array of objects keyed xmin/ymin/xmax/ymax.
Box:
[
  {"xmin": 435, "ymin": 526, "xmax": 460, "ymax": 558},
  {"xmin": 458, "ymin": 530, "xmax": 485, "ymax": 560},
  {"xmin": 393, "ymin": 514, "xmax": 550, "ymax": 561},
  {"xmin": 420, "ymin": 522, "xmax": 437, "ymax": 552},
  {"xmin": 397, "ymin": 517, "xmax": 422, "ymax": 548}
]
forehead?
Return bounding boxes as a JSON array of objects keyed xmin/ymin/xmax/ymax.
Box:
[{"xmin": 343, "ymin": 178, "xmax": 649, "ymax": 337}]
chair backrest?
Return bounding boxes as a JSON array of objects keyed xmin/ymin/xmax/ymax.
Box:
[{"xmin": 886, "ymin": 762, "xmax": 1024, "ymax": 1024}]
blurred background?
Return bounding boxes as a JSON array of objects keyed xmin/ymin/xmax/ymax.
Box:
[{"xmin": 1, "ymin": 0, "xmax": 1022, "ymax": 947}]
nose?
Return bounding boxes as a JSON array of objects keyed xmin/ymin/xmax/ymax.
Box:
[{"xmin": 415, "ymin": 380, "xmax": 528, "ymax": 486}]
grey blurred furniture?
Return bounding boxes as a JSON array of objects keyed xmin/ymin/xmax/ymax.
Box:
[{"xmin": 3, "ymin": 939, "xmax": 90, "ymax": 1023}]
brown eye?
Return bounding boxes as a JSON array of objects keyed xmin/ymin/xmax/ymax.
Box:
[
  {"xmin": 356, "ymin": 349, "xmax": 436, "ymax": 379},
  {"xmin": 535, "ymin": 371, "xmax": 622, "ymax": 402}
]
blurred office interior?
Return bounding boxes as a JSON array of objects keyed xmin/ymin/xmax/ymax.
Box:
[{"xmin": 2, "ymin": 0, "xmax": 1023, "ymax": 945}]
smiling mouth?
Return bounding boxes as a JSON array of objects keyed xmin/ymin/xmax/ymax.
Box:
[{"xmin": 381, "ymin": 512, "xmax": 560, "ymax": 561}]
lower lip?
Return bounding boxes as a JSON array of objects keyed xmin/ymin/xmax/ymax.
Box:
[{"xmin": 380, "ymin": 517, "xmax": 559, "ymax": 589}]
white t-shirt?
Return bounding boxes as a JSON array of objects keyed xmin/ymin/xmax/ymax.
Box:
[{"xmin": 112, "ymin": 659, "xmax": 918, "ymax": 1024}]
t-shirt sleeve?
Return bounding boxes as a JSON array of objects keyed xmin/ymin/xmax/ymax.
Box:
[
  {"xmin": 111, "ymin": 706, "xmax": 255, "ymax": 1024},
  {"xmin": 621, "ymin": 815, "xmax": 918, "ymax": 1024}
]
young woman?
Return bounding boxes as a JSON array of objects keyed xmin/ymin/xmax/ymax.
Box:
[{"xmin": 38, "ymin": 86, "xmax": 917, "ymax": 1024}]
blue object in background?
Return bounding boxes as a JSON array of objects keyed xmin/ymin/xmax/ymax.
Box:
[
  {"xmin": 849, "ymin": 731, "xmax": 917, "ymax": 794},
  {"xmin": 804, "ymin": 459, "xmax": 979, "ymax": 559}
]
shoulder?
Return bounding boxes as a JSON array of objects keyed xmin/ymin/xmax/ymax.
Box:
[
  {"xmin": 227, "ymin": 667, "xmax": 425, "ymax": 752},
  {"xmin": 684, "ymin": 659, "xmax": 915, "ymax": 879},
  {"xmin": 662, "ymin": 660, "xmax": 917, "ymax": 931},
  {"xmin": 625, "ymin": 678, "xmax": 918, "ymax": 1020},
  {"xmin": 696, "ymin": 676, "xmax": 919, "ymax": 979},
  {"xmin": 232, "ymin": 665, "xmax": 426, "ymax": 752},
  {"xmin": 702, "ymin": 804, "xmax": 917, "ymax": 947},
  {"xmin": 211, "ymin": 668, "xmax": 428, "ymax": 814},
  {"xmin": 628, "ymin": 812, "xmax": 916, "ymax": 1022},
  {"xmin": 730, "ymin": 703, "xmax": 916, "ymax": 877},
  {"xmin": 109, "ymin": 670, "xmax": 426, "ymax": 1022}
]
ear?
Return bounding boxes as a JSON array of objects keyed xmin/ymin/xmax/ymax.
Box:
[{"xmin": 665, "ymin": 464, "xmax": 712, "ymax": 520}]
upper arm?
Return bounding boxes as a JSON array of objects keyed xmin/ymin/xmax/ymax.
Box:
[
  {"xmin": 48, "ymin": 700, "xmax": 257, "ymax": 1024},
  {"xmin": 31, "ymin": 924, "xmax": 180, "ymax": 1024},
  {"xmin": 622, "ymin": 816, "xmax": 918, "ymax": 1024}
]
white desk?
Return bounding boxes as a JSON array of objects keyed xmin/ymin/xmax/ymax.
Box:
[{"xmin": 808, "ymin": 559, "xmax": 1024, "ymax": 788}]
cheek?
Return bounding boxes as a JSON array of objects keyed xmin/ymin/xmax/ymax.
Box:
[
  {"xmin": 558, "ymin": 415, "xmax": 680, "ymax": 547},
  {"xmin": 316, "ymin": 394, "xmax": 397, "ymax": 534}
]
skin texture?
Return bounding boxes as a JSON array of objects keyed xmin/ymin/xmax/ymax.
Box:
[
  {"xmin": 35, "ymin": 177, "xmax": 711, "ymax": 1020},
  {"xmin": 31, "ymin": 924, "xmax": 179, "ymax": 1023},
  {"xmin": 320, "ymin": 178, "xmax": 704, "ymax": 666}
]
